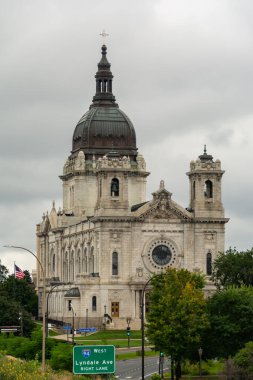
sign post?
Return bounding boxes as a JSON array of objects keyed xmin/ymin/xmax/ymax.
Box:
[{"xmin": 73, "ymin": 345, "xmax": 115, "ymax": 375}]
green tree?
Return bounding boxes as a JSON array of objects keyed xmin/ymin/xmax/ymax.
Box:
[
  {"xmin": 204, "ymin": 286, "xmax": 253, "ymax": 358},
  {"xmin": 146, "ymin": 269, "xmax": 209, "ymax": 380},
  {"xmin": 23, "ymin": 270, "xmax": 33, "ymax": 284},
  {"xmin": 234, "ymin": 341, "xmax": 253, "ymax": 379},
  {"xmin": 1, "ymin": 275, "xmax": 38, "ymax": 316},
  {"xmin": 0, "ymin": 293, "xmax": 35, "ymax": 336},
  {"xmin": 212, "ymin": 248, "xmax": 253, "ymax": 289}
]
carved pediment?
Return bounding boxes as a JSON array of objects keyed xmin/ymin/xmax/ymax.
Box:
[
  {"xmin": 145, "ymin": 206, "xmax": 180, "ymax": 220},
  {"xmin": 132, "ymin": 198, "xmax": 192, "ymax": 221},
  {"xmin": 140, "ymin": 201, "xmax": 188, "ymax": 221},
  {"xmin": 132, "ymin": 180, "xmax": 193, "ymax": 221}
]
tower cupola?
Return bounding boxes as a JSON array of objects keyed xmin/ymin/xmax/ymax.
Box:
[
  {"xmin": 92, "ymin": 44, "xmax": 117, "ymax": 106},
  {"xmin": 71, "ymin": 45, "xmax": 137, "ymax": 160}
]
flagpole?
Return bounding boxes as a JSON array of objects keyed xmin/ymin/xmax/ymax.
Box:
[{"xmin": 14, "ymin": 261, "xmax": 15, "ymax": 277}]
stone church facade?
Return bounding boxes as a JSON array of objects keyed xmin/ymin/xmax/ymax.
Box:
[{"xmin": 36, "ymin": 45, "xmax": 228, "ymax": 329}]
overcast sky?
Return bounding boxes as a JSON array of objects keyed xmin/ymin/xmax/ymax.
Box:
[{"xmin": 1, "ymin": 0, "xmax": 252, "ymax": 274}]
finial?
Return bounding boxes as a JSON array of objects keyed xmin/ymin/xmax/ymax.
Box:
[
  {"xmin": 199, "ymin": 144, "xmax": 213, "ymax": 162},
  {"xmin": 52, "ymin": 200, "xmax": 55, "ymax": 209},
  {"xmin": 160, "ymin": 180, "xmax": 165, "ymax": 190},
  {"xmin": 100, "ymin": 29, "xmax": 109, "ymax": 44}
]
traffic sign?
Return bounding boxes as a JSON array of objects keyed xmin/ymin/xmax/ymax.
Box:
[
  {"xmin": 73, "ymin": 345, "xmax": 115, "ymax": 375},
  {"xmin": 1, "ymin": 328, "xmax": 18, "ymax": 332},
  {"xmin": 78, "ymin": 327, "xmax": 97, "ymax": 333}
]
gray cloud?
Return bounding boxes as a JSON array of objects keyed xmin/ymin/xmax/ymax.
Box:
[{"xmin": 0, "ymin": 0, "xmax": 253, "ymax": 272}]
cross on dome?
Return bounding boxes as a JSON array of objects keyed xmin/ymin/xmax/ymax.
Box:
[{"xmin": 99, "ymin": 29, "xmax": 109, "ymax": 44}]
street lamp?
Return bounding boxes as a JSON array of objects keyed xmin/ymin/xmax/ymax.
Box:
[
  {"xmin": 103, "ymin": 305, "xmax": 107, "ymax": 330},
  {"xmin": 140, "ymin": 277, "xmax": 152, "ymax": 380},
  {"xmin": 198, "ymin": 347, "xmax": 203, "ymax": 377},
  {"xmin": 4, "ymin": 245, "xmax": 46, "ymax": 371},
  {"xmin": 70, "ymin": 302, "xmax": 75, "ymax": 346},
  {"xmin": 85, "ymin": 308, "xmax": 88, "ymax": 336},
  {"xmin": 18, "ymin": 311, "xmax": 23, "ymax": 337}
]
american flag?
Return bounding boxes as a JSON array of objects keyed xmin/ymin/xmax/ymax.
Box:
[{"xmin": 15, "ymin": 264, "xmax": 25, "ymax": 280}]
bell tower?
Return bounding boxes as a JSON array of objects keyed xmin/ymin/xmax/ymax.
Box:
[{"xmin": 187, "ymin": 146, "xmax": 225, "ymax": 218}]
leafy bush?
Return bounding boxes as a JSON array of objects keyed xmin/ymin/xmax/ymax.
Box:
[
  {"xmin": 50, "ymin": 343, "xmax": 73, "ymax": 371},
  {"xmin": 0, "ymin": 352, "xmax": 51, "ymax": 379},
  {"xmin": 181, "ymin": 359, "xmax": 224, "ymax": 376},
  {"xmin": 234, "ymin": 341, "xmax": 253, "ymax": 379},
  {"xmin": 0, "ymin": 327, "xmax": 58, "ymax": 363},
  {"xmin": 150, "ymin": 374, "xmax": 161, "ymax": 380}
]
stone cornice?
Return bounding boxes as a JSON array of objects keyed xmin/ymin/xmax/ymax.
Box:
[
  {"xmin": 51, "ymin": 227, "xmax": 65, "ymax": 234},
  {"xmin": 191, "ymin": 217, "xmax": 230, "ymax": 224},
  {"xmin": 36, "ymin": 232, "xmax": 48, "ymax": 237},
  {"xmin": 92, "ymin": 216, "xmax": 134, "ymax": 223},
  {"xmin": 59, "ymin": 170, "xmax": 150, "ymax": 181}
]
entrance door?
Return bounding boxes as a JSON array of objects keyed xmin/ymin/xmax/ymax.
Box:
[{"xmin": 111, "ymin": 302, "xmax": 119, "ymax": 318}]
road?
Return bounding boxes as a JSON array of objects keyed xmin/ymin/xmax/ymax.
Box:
[{"xmin": 115, "ymin": 356, "xmax": 169, "ymax": 380}]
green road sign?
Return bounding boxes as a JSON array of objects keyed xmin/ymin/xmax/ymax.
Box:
[{"xmin": 73, "ymin": 345, "xmax": 115, "ymax": 375}]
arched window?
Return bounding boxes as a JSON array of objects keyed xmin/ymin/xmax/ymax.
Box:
[
  {"xmin": 206, "ymin": 252, "xmax": 212, "ymax": 275},
  {"xmin": 204, "ymin": 180, "xmax": 213, "ymax": 198},
  {"xmin": 76, "ymin": 250, "xmax": 81, "ymax": 274},
  {"xmin": 193, "ymin": 181, "xmax": 196, "ymax": 200},
  {"xmin": 69, "ymin": 251, "xmax": 74, "ymax": 281},
  {"xmin": 81, "ymin": 247, "xmax": 87, "ymax": 273},
  {"xmin": 99, "ymin": 179, "xmax": 102, "ymax": 198},
  {"xmin": 112, "ymin": 251, "xmax": 118, "ymax": 275},
  {"xmin": 48, "ymin": 248, "xmax": 54, "ymax": 276},
  {"xmin": 92, "ymin": 296, "xmax": 97, "ymax": 311},
  {"xmin": 64, "ymin": 252, "xmax": 68, "ymax": 282},
  {"xmin": 111, "ymin": 178, "xmax": 119, "ymax": 196},
  {"xmin": 52, "ymin": 254, "xmax": 56, "ymax": 273},
  {"xmin": 90, "ymin": 247, "xmax": 95, "ymax": 274}
]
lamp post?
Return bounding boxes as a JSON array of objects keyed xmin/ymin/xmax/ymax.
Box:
[
  {"xmin": 4, "ymin": 245, "xmax": 46, "ymax": 371},
  {"xmin": 70, "ymin": 303, "xmax": 75, "ymax": 346},
  {"xmin": 18, "ymin": 311, "xmax": 23, "ymax": 337},
  {"xmin": 126, "ymin": 317, "xmax": 131, "ymax": 349},
  {"xmin": 103, "ymin": 304, "xmax": 107, "ymax": 330},
  {"xmin": 140, "ymin": 277, "xmax": 152, "ymax": 380},
  {"xmin": 46, "ymin": 281, "xmax": 65, "ymax": 337},
  {"xmin": 198, "ymin": 347, "xmax": 203, "ymax": 377},
  {"xmin": 85, "ymin": 308, "xmax": 88, "ymax": 336}
]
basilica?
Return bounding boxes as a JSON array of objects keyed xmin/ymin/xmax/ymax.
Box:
[{"xmin": 36, "ymin": 45, "xmax": 228, "ymax": 329}]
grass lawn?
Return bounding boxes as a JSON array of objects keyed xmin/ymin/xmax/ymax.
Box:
[
  {"xmin": 75, "ymin": 338, "xmax": 142, "ymax": 348},
  {"xmin": 72, "ymin": 329, "xmax": 146, "ymax": 348},
  {"xmin": 75, "ymin": 329, "xmax": 142, "ymax": 339}
]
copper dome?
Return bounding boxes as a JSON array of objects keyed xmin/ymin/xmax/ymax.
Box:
[{"xmin": 71, "ymin": 45, "xmax": 137, "ymax": 160}]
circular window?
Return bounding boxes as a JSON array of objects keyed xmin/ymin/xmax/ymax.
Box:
[
  {"xmin": 144, "ymin": 239, "xmax": 177, "ymax": 271},
  {"xmin": 152, "ymin": 245, "xmax": 172, "ymax": 266}
]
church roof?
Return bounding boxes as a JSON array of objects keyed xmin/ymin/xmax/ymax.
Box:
[
  {"xmin": 131, "ymin": 180, "xmax": 193, "ymax": 221},
  {"xmin": 71, "ymin": 45, "xmax": 137, "ymax": 159}
]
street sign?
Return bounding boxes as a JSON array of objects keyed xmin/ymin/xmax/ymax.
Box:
[
  {"xmin": 78, "ymin": 327, "xmax": 97, "ymax": 333},
  {"xmin": 1, "ymin": 328, "xmax": 18, "ymax": 332},
  {"xmin": 63, "ymin": 325, "xmax": 72, "ymax": 331},
  {"xmin": 73, "ymin": 345, "xmax": 115, "ymax": 375}
]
